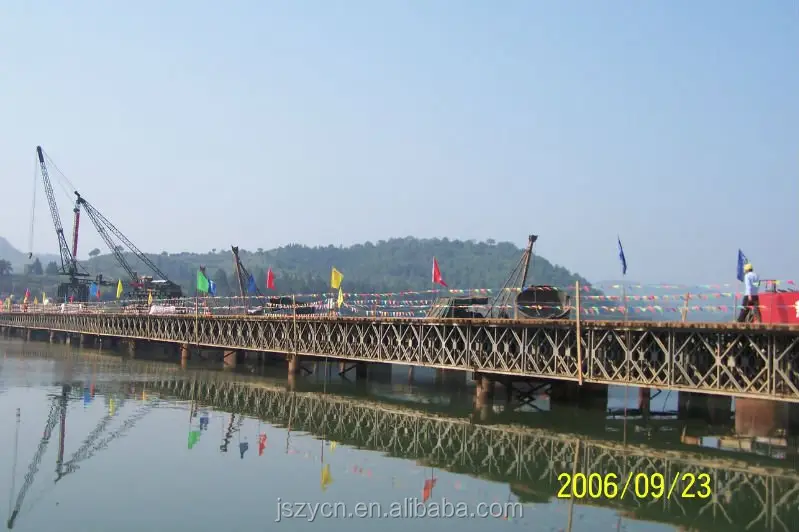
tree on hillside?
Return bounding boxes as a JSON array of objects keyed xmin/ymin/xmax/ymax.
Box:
[
  {"xmin": 27, "ymin": 258, "xmax": 43, "ymax": 275},
  {"xmin": 0, "ymin": 259, "xmax": 12, "ymax": 276},
  {"xmin": 63, "ymin": 237, "xmax": 596, "ymax": 297},
  {"xmin": 89, "ymin": 248, "xmax": 101, "ymax": 258},
  {"xmin": 45, "ymin": 261, "xmax": 59, "ymax": 275},
  {"xmin": 212, "ymin": 269, "xmax": 231, "ymax": 296}
]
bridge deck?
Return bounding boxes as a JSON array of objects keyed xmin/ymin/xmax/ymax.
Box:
[{"xmin": 2, "ymin": 311, "xmax": 799, "ymax": 402}]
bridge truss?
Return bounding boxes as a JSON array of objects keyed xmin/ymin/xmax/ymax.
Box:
[{"xmin": 3, "ymin": 312, "xmax": 799, "ymax": 401}]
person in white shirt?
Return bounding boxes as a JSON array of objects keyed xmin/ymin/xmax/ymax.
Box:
[{"xmin": 737, "ymin": 263, "xmax": 761, "ymax": 322}]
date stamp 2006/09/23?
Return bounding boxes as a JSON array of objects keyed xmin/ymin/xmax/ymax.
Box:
[{"xmin": 556, "ymin": 472, "xmax": 712, "ymax": 501}]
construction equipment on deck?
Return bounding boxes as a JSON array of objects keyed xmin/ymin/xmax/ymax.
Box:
[
  {"xmin": 231, "ymin": 246, "xmax": 315, "ymax": 316},
  {"xmin": 29, "ymin": 146, "xmax": 106, "ymax": 302},
  {"xmin": 426, "ymin": 234, "xmax": 570, "ymax": 320},
  {"xmin": 74, "ymin": 193, "xmax": 182, "ymax": 300}
]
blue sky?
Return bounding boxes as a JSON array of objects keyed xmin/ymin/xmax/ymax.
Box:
[{"xmin": 1, "ymin": 1, "xmax": 796, "ymax": 285}]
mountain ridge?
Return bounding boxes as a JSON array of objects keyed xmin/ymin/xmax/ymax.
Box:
[{"xmin": 1, "ymin": 235, "xmax": 592, "ymax": 296}]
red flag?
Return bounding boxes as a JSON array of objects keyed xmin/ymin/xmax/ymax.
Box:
[
  {"xmin": 258, "ymin": 433, "xmax": 267, "ymax": 456},
  {"xmin": 266, "ymin": 268, "xmax": 275, "ymax": 290},
  {"xmin": 432, "ymin": 258, "xmax": 447, "ymax": 287},
  {"xmin": 422, "ymin": 477, "xmax": 437, "ymax": 502}
]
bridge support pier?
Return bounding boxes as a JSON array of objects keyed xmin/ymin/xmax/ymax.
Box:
[
  {"xmin": 288, "ymin": 355, "xmax": 300, "ymax": 375},
  {"xmin": 180, "ymin": 344, "xmax": 190, "ymax": 368},
  {"xmin": 25, "ymin": 329, "xmax": 32, "ymax": 341},
  {"xmin": 79, "ymin": 333, "xmax": 91, "ymax": 346},
  {"xmin": 127, "ymin": 340, "xmax": 137, "ymax": 358},
  {"xmin": 735, "ymin": 398, "xmax": 790, "ymax": 438},
  {"xmin": 64, "ymin": 334, "xmax": 72, "ymax": 346},
  {"xmin": 639, "ymin": 387, "xmax": 651, "ymax": 419},
  {"xmin": 474, "ymin": 373, "xmax": 494, "ymax": 407},
  {"xmin": 49, "ymin": 330, "xmax": 57, "ymax": 343}
]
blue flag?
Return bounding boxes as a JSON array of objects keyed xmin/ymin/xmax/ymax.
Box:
[
  {"xmin": 208, "ymin": 280, "xmax": 217, "ymax": 297},
  {"xmin": 617, "ymin": 237, "xmax": 627, "ymax": 276},
  {"xmin": 89, "ymin": 282, "xmax": 98, "ymax": 298},
  {"xmin": 736, "ymin": 249, "xmax": 748, "ymax": 282},
  {"xmin": 247, "ymin": 274, "xmax": 257, "ymax": 294}
]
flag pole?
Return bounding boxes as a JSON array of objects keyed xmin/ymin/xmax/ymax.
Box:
[
  {"xmin": 622, "ymin": 280, "xmax": 627, "ymax": 321},
  {"xmin": 575, "ymin": 281, "xmax": 583, "ymax": 386}
]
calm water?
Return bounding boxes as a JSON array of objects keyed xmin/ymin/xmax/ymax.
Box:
[{"xmin": 1, "ymin": 339, "xmax": 797, "ymax": 532}]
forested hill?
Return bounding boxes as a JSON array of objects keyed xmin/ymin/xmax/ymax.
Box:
[{"xmin": 7, "ymin": 237, "xmax": 593, "ymax": 297}]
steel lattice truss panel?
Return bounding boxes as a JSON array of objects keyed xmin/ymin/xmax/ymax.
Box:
[{"xmin": 2, "ymin": 313, "xmax": 799, "ymax": 401}]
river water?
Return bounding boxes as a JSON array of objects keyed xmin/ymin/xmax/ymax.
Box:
[{"xmin": 0, "ymin": 338, "xmax": 796, "ymax": 532}]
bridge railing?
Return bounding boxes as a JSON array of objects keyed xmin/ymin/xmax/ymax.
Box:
[{"xmin": 3, "ymin": 293, "xmax": 798, "ymax": 321}]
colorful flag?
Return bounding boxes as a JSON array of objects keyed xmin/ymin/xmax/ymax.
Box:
[
  {"xmin": 258, "ymin": 434, "xmax": 267, "ymax": 456},
  {"xmin": 330, "ymin": 267, "xmax": 343, "ymax": 289},
  {"xmin": 147, "ymin": 290, "xmax": 153, "ymax": 305},
  {"xmin": 337, "ymin": 287, "xmax": 344, "ymax": 308},
  {"xmin": 737, "ymin": 249, "xmax": 749, "ymax": 282},
  {"xmin": 89, "ymin": 283, "xmax": 98, "ymax": 299},
  {"xmin": 266, "ymin": 268, "xmax": 275, "ymax": 290},
  {"xmin": 196, "ymin": 269, "xmax": 209, "ymax": 293},
  {"xmin": 617, "ymin": 237, "xmax": 627, "ymax": 276},
  {"xmin": 116, "ymin": 279, "xmax": 123, "ymax": 299},
  {"xmin": 23, "ymin": 288, "xmax": 30, "ymax": 303},
  {"xmin": 320, "ymin": 463, "xmax": 332, "ymax": 491},
  {"xmin": 432, "ymin": 258, "xmax": 447, "ymax": 287},
  {"xmin": 208, "ymin": 280, "xmax": 217, "ymax": 296},
  {"xmin": 188, "ymin": 430, "xmax": 201, "ymax": 450},
  {"xmin": 422, "ymin": 477, "xmax": 437, "ymax": 502},
  {"xmin": 247, "ymin": 274, "xmax": 257, "ymax": 294}
]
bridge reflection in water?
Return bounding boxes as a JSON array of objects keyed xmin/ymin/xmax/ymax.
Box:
[{"xmin": 3, "ymin": 346, "xmax": 799, "ymax": 532}]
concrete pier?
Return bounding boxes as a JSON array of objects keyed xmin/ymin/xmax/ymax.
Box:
[
  {"xmin": 180, "ymin": 344, "xmax": 190, "ymax": 368},
  {"xmin": 735, "ymin": 398, "xmax": 789, "ymax": 438}
]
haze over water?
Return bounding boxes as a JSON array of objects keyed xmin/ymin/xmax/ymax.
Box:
[{"xmin": 1, "ymin": 339, "xmax": 796, "ymax": 532}]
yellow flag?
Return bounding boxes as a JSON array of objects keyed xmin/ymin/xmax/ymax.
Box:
[
  {"xmin": 337, "ymin": 287, "xmax": 344, "ymax": 308},
  {"xmin": 147, "ymin": 290, "xmax": 153, "ymax": 305},
  {"xmin": 109, "ymin": 398, "xmax": 116, "ymax": 416},
  {"xmin": 42, "ymin": 292, "xmax": 46, "ymax": 302},
  {"xmin": 330, "ymin": 267, "xmax": 343, "ymax": 289},
  {"xmin": 320, "ymin": 463, "xmax": 332, "ymax": 491},
  {"xmin": 116, "ymin": 279, "xmax": 123, "ymax": 299},
  {"xmin": 33, "ymin": 297, "xmax": 38, "ymax": 305}
]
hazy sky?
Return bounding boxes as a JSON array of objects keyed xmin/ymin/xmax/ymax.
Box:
[{"xmin": 1, "ymin": 1, "xmax": 796, "ymax": 285}]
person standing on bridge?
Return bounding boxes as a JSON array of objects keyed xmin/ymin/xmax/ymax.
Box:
[{"xmin": 738, "ymin": 263, "xmax": 761, "ymax": 322}]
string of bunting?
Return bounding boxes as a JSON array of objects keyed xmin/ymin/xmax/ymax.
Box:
[
  {"xmin": 9, "ymin": 300, "xmax": 795, "ymax": 318},
  {"xmin": 5, "ymin": 282, "xmax": 796, "ymax": 310}
]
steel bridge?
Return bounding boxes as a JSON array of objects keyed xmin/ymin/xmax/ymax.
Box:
[
  {"xmin": 131, "ymin": 369, "xmax": 797, "ymax": 532},
  {"xmin": 2, "ymin": 311, "xmax": 799, "ymax": 402}
]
